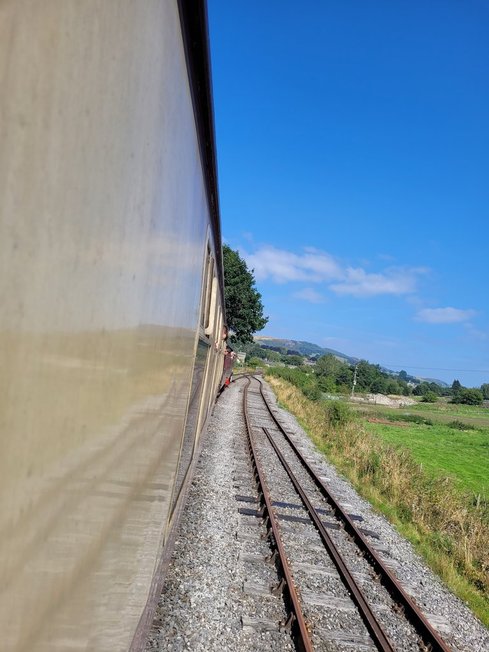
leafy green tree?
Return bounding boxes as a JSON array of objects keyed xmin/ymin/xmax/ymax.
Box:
[
  {"xmin": 247, "ymin": 356, "xmax": 263, "ymax": 368},
  {"xmin": 413, "ymin": 382, "xmax": 434, "ymax": 397},
  {"xmin": 430, "ymin": 382, "xmax": 443, "ymax": 395},
  {"xmin": 400, "ymin": 383, "xmax": 411, "ymax": 396},
  {"xmin": 336, "ymin": 366, "xmax": 353, "ymax": 388},
  {"xmin": 222, "ymin": 245, "xmax": 268, "ymax": 343},
  {"xmin": 284, "ymin": 354, "xmax": 304, "ymax": 367},
  {"xmin": 315, "ymin": 354, "xmax": 343, "ymax": 378},
  {"xmin": 370, "ymin": 377, "xmax": 388, "ymax": 394},
  {"xmin": 317, "ymin": 375, "xmax": 337, "ymax": 393},
  {"xmin": 386, "ymin": 380, "xmax": 401, "ymax": 394},
  {"xmin": 355, "ymin": 360, "xmax": 378, "ymax": 391},
  {"xmin": 265, "ymin": 349, "xmax": 281, "ymax": 363},
  {"xmin": 452, "ymin": 388, "xmax": 483, "ymax": 406},
  {"xmin": 250, "ymin": 347, "xmax": 268, "ymax": 360},
  {"xmin": 422, "ymin": 391, "xmax": 438, "ymax": 403},
  {"xmin": 481, "ymin": 383, "xmax": 489, "ymax": 400}
]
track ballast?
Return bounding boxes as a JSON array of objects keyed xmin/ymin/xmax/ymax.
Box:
[{"xmin": 145, "ymin": 376, "xmax": 488, "ymax": 652}]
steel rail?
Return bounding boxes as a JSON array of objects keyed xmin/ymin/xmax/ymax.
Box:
[
  {"xmin": 242, "ymin": 378, "xmax": 314, "ymax": 652},
  {"xmin": 255, "ymin": 376, "xmax": 452, "ymax": 652},
  {"xmin": 262, "ymin": 426, "xmax": 395, "ymax": 651}
]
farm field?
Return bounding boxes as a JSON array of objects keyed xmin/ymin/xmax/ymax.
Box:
[
  {"xmin": 356, "ymin": 399, "xmax": 489, "ymax": 429},
  {"xmin": 353, "ymin": 401, "xmax": 489, "ymax": 500}
]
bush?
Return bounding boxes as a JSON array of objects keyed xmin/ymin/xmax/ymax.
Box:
[
  {"xmin": 422, "ymin": 391, "xmax": 438, "ymax": 403},
  {"xmin": 267, "ymin": 366, "xmax": 321, "ymax": 401},
  {"xmin": 247, "ymin": 356, "xmax": 263, "ymax": 368},
  {"xmin": 448, "ymin": 420, "xmax": 476, "ymax": 431},
  {"xmin": 303, "ymin": 385, "xmax": 322, "ymax": 401},
  {"xmin": 452, "ymin": 389, "xmax": 484, "ymax": 406},
  {"xmin": 326, "ymin": 400, "xmax": 352, "ymax": 427},
  {"xmin": 385, "ymin": 413, "xmax": 433, "ymax": 426}
]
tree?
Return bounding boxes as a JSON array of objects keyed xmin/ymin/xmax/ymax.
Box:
[
  {"xmin": 283, "ymin": 354, "xmax": 304, "ymax": 367},
  {"xmin": 451, "ymin": 379, "xmax": 462, "ymax": 394},
  {"xmin": 265, "ymin": 349, "xmax": 281, "ymax": 363},
  {"xmin": 386, "ymin": 379, "xmax": 401, "ymax": 395},
  {"xmin": 355, "ymin": 360, "xmax": 379, "ymax": 391},
  {"xmin": 452, "ymin": 388, "xmax": 483, "ymax": 406},
  {"xmin": 422, "ymin": 391, "xmax": 438, "ymax": 403},
  {"xmin": 315, "ymin": 354, "xmax": 343, "ymax": 379},
  {"xmin": 222, "ymin": 245, "xmax": 268, "ymax": 344},
  {"xmin": 481, "ymin": 383, "xmax": 489, "ymax": 400},
  {"xmin": 317, "ymin": 375, "xmax": 337, "ymax": 393},
  {"xmin": 413, "ymin": 382, "xmax": 436, "ymax": 397},
  {"xmin": 370, "ymin": 377, "xmax": 388, "ymax": 394}
]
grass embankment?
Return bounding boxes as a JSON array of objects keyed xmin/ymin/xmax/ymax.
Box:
[{"xmin": 266, "ymin": 375, "xmax": 489, "ymax": 626}]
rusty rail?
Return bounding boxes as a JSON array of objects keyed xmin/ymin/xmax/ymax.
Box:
[
  {"xmin": 242, "ymin": 378, "xmax": 314, "ymax": 652},
  {"xmin": 255, "ymin": 375, "xmax": 452, "ymax": 652},
  {"xmin": 263, "ymin": 425, "xmax": 395, "ymax": 651}
]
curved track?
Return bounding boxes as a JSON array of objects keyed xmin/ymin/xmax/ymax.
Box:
[{"xmin": 239, "ymin": 374, "xmax": 452, "ymax": 652}]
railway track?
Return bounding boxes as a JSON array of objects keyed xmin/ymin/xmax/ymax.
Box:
[{"xmin": 237, "ymin": 374, "xmax": 452, "ymax": 652}]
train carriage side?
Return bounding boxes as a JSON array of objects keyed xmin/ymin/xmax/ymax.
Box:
[{"xmin": 0, "ymin": 2, "xmax": 223, "ymax": 651}]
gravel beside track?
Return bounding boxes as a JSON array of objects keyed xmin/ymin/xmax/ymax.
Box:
[{"xmin": 145, "ymin": 378, "xmax": 489, "ymax": 652}]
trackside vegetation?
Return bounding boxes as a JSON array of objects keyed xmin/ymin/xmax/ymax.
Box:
[{"xmin": 265, "ymin": 372, "xmax": 489, "ymax": 626}]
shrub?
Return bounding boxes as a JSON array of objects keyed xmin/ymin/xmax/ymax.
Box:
[
  {"xmin": 422, "ymin": 391, "xmax": 438, "ymax": 403},
  {"xmin": 452, "ymin": 389, "xmax": 484, "ymax": 406},
  {"xmin": 385, "ymin": 413, "xmax": 433, "ymax": 426},
  {"xmin": 247, "ymin": 356, "xmax": 263, "ymax": 368},
  {"xmin": 448, "ymin": 420, "xmax": 476, "ymax": 431},
  {"xmin": 267, "ymin": 366, "xmax": 321, "ymax": 401},
  {"xmin": 326, "ymin": 400, "xmax": 352, "ymax": 427},
  {"xmin": 303, "ymin": 384, "xmax": 322, "ymax": 401}
]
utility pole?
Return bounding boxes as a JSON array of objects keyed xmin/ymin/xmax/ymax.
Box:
[{"xmin": 351, "ymin": 363, "xmax": 358, "ymax": 398}]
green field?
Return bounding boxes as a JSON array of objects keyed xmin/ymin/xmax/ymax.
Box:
[{"xmin": 356, "ymin": 401, "xmax": 489, "ymax": 500}]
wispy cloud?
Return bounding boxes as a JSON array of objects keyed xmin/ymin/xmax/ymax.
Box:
[
  {"xmin": 292, "ymin": 288, "xmax": 325, "ymax": 303},
  {"xmin": 246, "ymin": 246, "xmax": 342, "ymax": 283},
  {"xmin": 244, "ymin": 245, "xmax": 426, "ymax": 297},
  {"xmin": 330, "ymin": 266, "xmax": 425, "ymax": 297},
  {"xmin": 416, "ymin": 307, "xmax": 477, "ymax": 324}
]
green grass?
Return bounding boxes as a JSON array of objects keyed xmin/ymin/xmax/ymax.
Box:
[
  {"xmin": 352, "ymin": 399, "xmax": 489, "ymax": 428},
  {"xmin": 364, "ymin": 420, "xmax": 489, "ymax": 500}
]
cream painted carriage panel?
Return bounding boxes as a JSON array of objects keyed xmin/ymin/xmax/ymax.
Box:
[{"xmin": 0, "ymin": 1, "xmax": 213, "ymax": 650}]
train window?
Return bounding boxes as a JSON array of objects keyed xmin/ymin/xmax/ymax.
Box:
[
  {"xmin": 215, "ymin": 307, "xmax": 223, "ymax": 345},
  {"xmin": 201, "ymin": 247, "xmax": 214, "ymax": 330},
  {"xmin": 204, "ymin": 277, "xmax": 218, "ymax": 336}
]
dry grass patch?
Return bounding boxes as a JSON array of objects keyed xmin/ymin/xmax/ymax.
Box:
[{"xmin": 267, "ymin": 375, "xmax": 489, "ymax": 625}]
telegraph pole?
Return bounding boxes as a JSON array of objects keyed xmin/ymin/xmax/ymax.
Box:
[{"xmin": 351, "ymin": 363, "xmax": 358, "ymax": 398}]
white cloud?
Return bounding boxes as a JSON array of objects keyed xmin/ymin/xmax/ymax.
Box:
[
  {"xmin": 245, "ymin": 246, "xmax": 342, "ymax": 284},
  {"xmin": 330, "ymin": 266, "xmax": 425, "ymax": 297},
  {"xmin": 292, "ymin": 288, "xmax": 325, "ymax": 303},
  {"xmin": 416, "ymin": 307, "xmax": 477, "ymax": 324},
  {"xmin": 245, "ymin": 245, "xmax": 425, "ymax": 297}
]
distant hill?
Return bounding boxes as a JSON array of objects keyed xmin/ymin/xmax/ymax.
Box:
[
  {"xmin": 420, "ymin": 377, "xmax": 449, "ymax": 388},
  {"xmin": 254, "ymin": 336, "xmax": 359, "ymax": 365},
  {"xmin": 254, "ymin": 336, "xmax": 448, "ymax": 387}
]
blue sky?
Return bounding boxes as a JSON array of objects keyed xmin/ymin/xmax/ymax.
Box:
[{"xmin": 208, "ymin": 1, "xmax": 489, "ymax": 387}]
